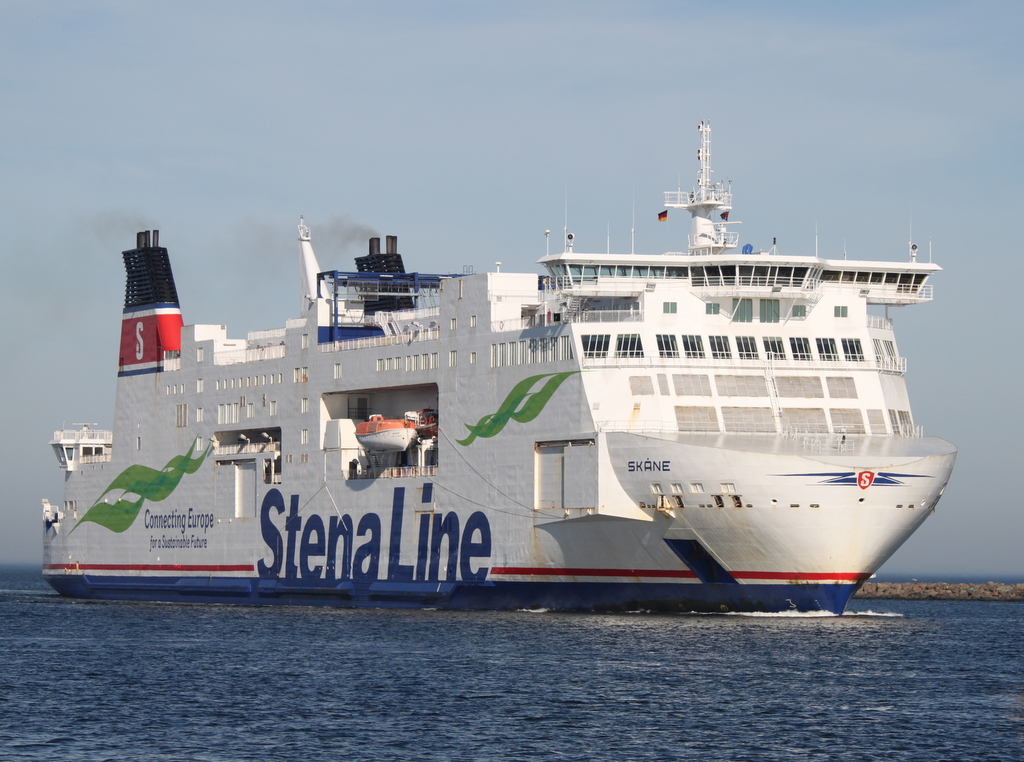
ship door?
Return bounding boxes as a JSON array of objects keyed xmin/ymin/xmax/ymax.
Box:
[
  {"xmin": 535, "ymin": 442, "xmax": 564, "ymax": 510},
  {"xmin": 235, "ymin": 461, "xmax": 257, "ymax": 518}
]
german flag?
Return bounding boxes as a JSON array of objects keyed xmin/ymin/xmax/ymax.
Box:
[{"xmin": 658, "ymin": 210, "xmax": 668, "ymax": 221}]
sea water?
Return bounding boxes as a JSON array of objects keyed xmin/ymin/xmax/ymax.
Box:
[{"xmin": 1, "ymin": 565, "xmax": 1020, "ymax": 761}]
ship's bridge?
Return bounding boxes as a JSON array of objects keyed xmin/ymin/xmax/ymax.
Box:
[
  {"xmin": 538, "ymin": 251, "xmax": 823, "ymax": 300},
  {"xmin": 818, "ymin": 259, "xmax": 938, "ymax": 305},
  {"xmin": 538, "ymin": 251, "xmax": 937, "ymax": 306},
  {"xmin": 50, "ymin": 425, "xmax": 112, "ymax": 470}
]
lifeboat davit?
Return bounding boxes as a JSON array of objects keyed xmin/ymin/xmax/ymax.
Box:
[
  {"xmin": 416, "ymin": 408, "xmax": 438, "ymax": 439},
  {"xmin": 355, "ymin": 413, "xmax": 418, "ymax": 451}
]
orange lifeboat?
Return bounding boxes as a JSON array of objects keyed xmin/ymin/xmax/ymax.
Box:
[
  {"xmin": 354, "ymin": 412, "xmax": 418, "ymax": 451},
  {"xmin": 415, "ymin": 408, "xmax": 438, "ymax": 439}
]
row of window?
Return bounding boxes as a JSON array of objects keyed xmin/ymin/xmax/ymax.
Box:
[
  {"xmin": 168, "ymin": 364, "xmax": 350, "ymax": 397},
  {"xmin": 673, "ymin": 406, "xmax": 914, "ymax": 434},
  {"xmin": 491, "ymin": 335, "xmax": 574, "ymax": 368},
  {"xmin": 719, "ymin": 299, "xmax": 847, "ymax": 323},
  {"xmin": 549, "ymin": 263, "xmax": 923, "ymax": 290},
  {"xmin": 173, "ymin": 399, "xmax": 286, "ymax": 428},
  {"xmin": 629, "ymin": 374, "xmax": 859, "ymax": 399},
  {"xmin": 583, "ymin": 333, "xmax": 880, "ymax": 363},
  {"xmin": 377, "ymin": 353, "xmax": 442, "ymax": 373},
  {"xmin": 687, "ymin": 300, "xmax": 850, "ymax": 322}
]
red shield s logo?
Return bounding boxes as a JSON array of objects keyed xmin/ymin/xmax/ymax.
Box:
[{"xmin": 858, "ymin": 471, "xmax": 875, "ymax": 489}]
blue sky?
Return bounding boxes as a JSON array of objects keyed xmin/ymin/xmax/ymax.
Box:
[{"xmin": 2, "ymin": 1, "xmax": 1022, "ymax": 576}]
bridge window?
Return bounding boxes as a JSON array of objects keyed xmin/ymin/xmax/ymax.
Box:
[
  {"xmin": 656, "ymin": 334, "xmax": 679, "ymax": 358},
  {"xmin": 736, "ymin": 336, "xmax": 758, "ymax": 360},
  {"xmin": 582, "ymin": 334, "xmax": 610, "ymax": 358},
  {"xmin": 763, "ymin": 337, "xmax": 786, "ymax": 359},
  {"xmin": 681, "ymin": 335, "xmax": 705, "ymax": 359},
  {"xmin": 790, "ymin": 337, "xmax": 812, "ymax": 360},
  {"xmin": 842, "ymin": 339, "xmax": 865, "ymax": 361},
  {"xmin": 816, "ymin": 338, "xmax": 838, "ymax": 361},
  {"xmin": 709, "ymin": 336, "xmax": 731, "ymax": 359},
  {"xmin": 615, "ymin": 334, "xmax": 644, "ymax": 358}
]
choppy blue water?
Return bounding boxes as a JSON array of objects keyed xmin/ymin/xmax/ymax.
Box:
[{"xmin": 1, "ymin": 566, "xmax": 1021, "ymax": 761}]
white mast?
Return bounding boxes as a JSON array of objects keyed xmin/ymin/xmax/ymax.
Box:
[
  {"xmin": 663, "ymin": 121, "xmax": 739, "ymax": 255},
  {"xmin": 298, "ymin": 216, "xmax": 322, "ymax": 309}
]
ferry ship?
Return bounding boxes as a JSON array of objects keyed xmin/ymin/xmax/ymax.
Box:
[{"xmin": 41, "ymin": 123, "xmax": 956, "ymax": 613}]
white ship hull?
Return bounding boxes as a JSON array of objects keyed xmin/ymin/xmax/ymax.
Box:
[{"xmin": 41, "ymin": 127, "xmax": 956, "ymax": 614}]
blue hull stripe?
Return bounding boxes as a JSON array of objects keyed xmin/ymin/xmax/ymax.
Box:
[{"xmin": 44, "ymin": 574, "xmax": 861, "ymax": 614}]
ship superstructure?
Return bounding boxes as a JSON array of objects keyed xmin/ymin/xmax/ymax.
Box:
[{"xmin": 42, "ymin": 124, "xmax": 955, "ymax": 613}]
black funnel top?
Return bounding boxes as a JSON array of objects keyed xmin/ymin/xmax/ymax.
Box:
[{"xmin": 122, "ymin": 230, "xmax": 180, "ymax": 308}]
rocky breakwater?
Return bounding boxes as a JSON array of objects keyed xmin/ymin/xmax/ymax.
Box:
[{"xmin": 855, "ymin": 582, "xmax": 1024, "ymax": 601}]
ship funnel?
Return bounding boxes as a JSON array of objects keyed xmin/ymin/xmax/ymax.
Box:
[
  {"xmin": 354, "ymin": 235, "xmax": 411, "ymax": 313},
  {"xmin": 118, "ymin": 230, "xmax": 184, "ymax": 377}
]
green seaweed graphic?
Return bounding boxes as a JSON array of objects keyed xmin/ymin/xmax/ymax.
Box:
[
  {"xmin": 457, "ymin": 371, "xmax": 580, "ymax": 446},
  {"xmin": 70, "ymin": 439, "xmax": 213, "ymax": 534}
]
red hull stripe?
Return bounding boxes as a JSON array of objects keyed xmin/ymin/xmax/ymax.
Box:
[
  {"xmin": 42, "ymin": 564, "xmax": 863, "ymax": 581},
  {"xmin": 491, "ymin": 566, "xmax": 865, "ymax": 581},
  {"xmin": 735, "ymin": 571, "xmax": 866, "ymax": 581},
  {"xmin": 491, "ymin": 567, "xmax": 697, "ymax": 578},
  {"xmin": 43, "ymin": 563, "xmax": 254, "ymax": 572}
]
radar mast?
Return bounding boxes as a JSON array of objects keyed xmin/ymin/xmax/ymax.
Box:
[{"xmin": 664, "ymin": 121, "xmax": 739, "ymax": 255}]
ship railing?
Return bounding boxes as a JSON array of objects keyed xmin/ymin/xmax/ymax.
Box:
[
  {"xmin": 542, "ymin": 275, "xmax": 663, "ymax": 294},
  {"xmin": 320, "ymin": 327, "xmax": 440, "ymax": 353},
  {"xmin": 213, "ymin": 442, "xmax": 280, "ymax": 456},
  {"xmin": 595, "ymin": 421, "xmax": 678, "ymax": 434},
  {"xmin": 52, "ymin": 429, "xmax": 113, "ymax": 443},
  {"xmin": 349, "ymin": 465, "xmax": 439, "ymax": 480},
  {"xmin": 286, "ymin": 318, "xmax": 308, "ymax": 329},
  {"xmin": 162, "ymin": 355, "xmax": 181, "ymax": 371},
  {"xmin": 570, "ymin": 309, "xmax": 644, "ymax": 324},
  {"xmin": 893, "ymin": 424, "xmax": 924, "ymax": 438},
  {"xmin": 248, "ymin": 327, "xmax": 287, "ymax": 341},
  {"xmin": 866, "ymin": 315, "xmax": 893, "ymax": 331},
  {"xmin": 690, "ymin": 275, "xmax": 818, "ymax": 288},
  {"xmin": 544, "ymin": 273, "xmax": 823, "ymax": 296},
  {"xmin": 78, "ymin": 453, "xmax": 113, "ymax": 464},
  {"xmin": 692, "ymin": 279, "xmax": 823, "ymax": 299},
  {"xmin": 494, "ymin": 313, "xmax": 562, "ymax": 331},
  {"xmin": 596, "ymin": 422, "xmax": 924, "ymax": 443},
  {"xmin": 780, "ymin": 428, "xmax": 858, "ymax": 452},
  {"xmin": 494, "ymin": 310, "xmax": 644, "ymax": 332},
  {"xmin": 580, "ymin": 354, "xmax": 907, "ymax": 374},
  {"xmin": 862, "ymin": 284, "xmax": 934, "ymax": 304},
  {"xmin": 371, "ymin": 306, "xmax": 441, "ymax": 326},
  {"xmin": 664, "ymin": 188, "xmax": 733, "ymax": 207},
  {"xmin": 214, "ymin": 344, "xmax": 287, "ymax": 365},
  {"xmin": 868, "ymin": 283, "xmax": 933, "ymax": 296},
  {"xmin": 688, "ymin": 231, "xmax": 741, "ymax": 250},
  {"xmin": 876, "ymin": 355, "xmax": 907, "ymax": 373}
]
